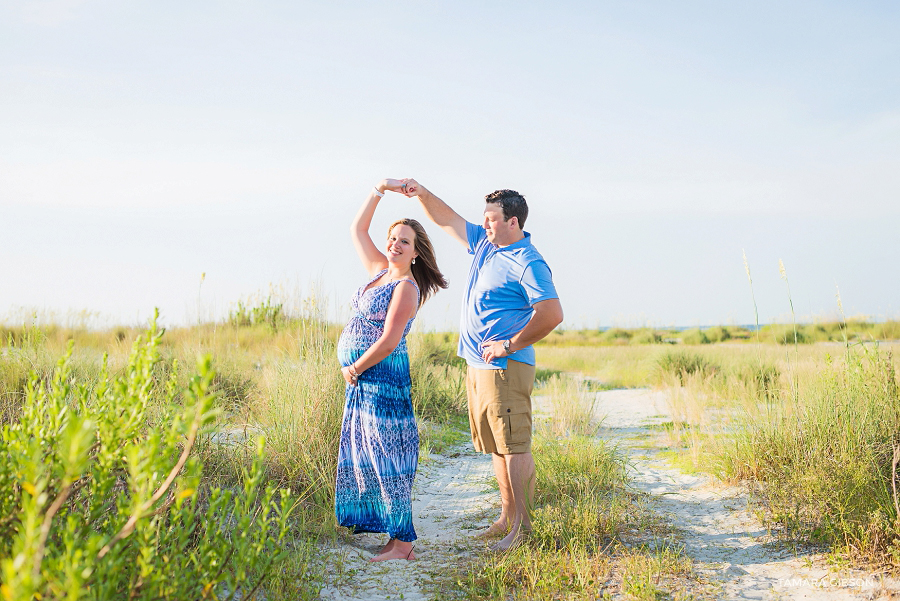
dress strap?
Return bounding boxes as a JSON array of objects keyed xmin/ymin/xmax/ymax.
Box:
[
  {"xmin": 390, "ymin": 278, "xmax": 421, "ymax": 314},
  {"xmin": 366, "ymin": 268, "xmax": 388, "ymax": 287}
]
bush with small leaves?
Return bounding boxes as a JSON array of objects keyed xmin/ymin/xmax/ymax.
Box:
[{"xmin": 0, "ymin": 314, "xmax": 294, "ymax": 601}]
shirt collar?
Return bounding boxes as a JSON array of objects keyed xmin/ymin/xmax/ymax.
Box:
[{"xmin": 493, "ymin": 231, "xmax": 532, "ymax": 251}]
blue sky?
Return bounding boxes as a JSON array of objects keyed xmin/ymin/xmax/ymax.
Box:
[{"xmin": 2, "ymin": 1, "xmax": 898, "ymax": 329}]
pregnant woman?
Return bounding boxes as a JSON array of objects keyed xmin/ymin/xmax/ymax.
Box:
[{"xmin": 335, "ymin": 179, "xmax": 447, "ymax": 561}]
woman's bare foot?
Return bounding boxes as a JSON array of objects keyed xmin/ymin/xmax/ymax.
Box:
[
  {"xmin": 368, "ymin": 540, "xmax": 415, "ymax": 562},
  {"xmin": 374, "ymin": 538, "xmax": 397, "ymax": 556}
]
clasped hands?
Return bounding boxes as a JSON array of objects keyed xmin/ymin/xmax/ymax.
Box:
[
  {"xmin": 341, "ymin": 366, "xmax": 358, "ymax": 386},
  {"xmin": 378, "ymin": 178, "xmax": 423, "ymax": 198}
]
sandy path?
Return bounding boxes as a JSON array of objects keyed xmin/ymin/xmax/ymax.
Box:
[
  {"xmin": 592, "ymin": 388, "xmax": 898, "ymax": 600},
  {"xmin": 318, "ymin": 444, "xmax": 495, "ymax": 600},
  {"xmin": 315, "ymin": 386, "xmax": 897, "ymax": 600}
]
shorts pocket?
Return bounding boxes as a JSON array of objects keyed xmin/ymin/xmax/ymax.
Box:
[{"xmin": 495, "ymin": 404, "xmax": 531, "ymax": 445}]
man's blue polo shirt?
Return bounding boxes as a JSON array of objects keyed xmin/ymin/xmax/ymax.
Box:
[{"xmin": 459, "ymin": 221, "xmax": 558, "ymax": 370}]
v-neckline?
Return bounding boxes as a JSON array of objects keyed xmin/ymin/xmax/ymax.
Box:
[
  {"xmin": 362, "ymin": 276, "xmax": 390, "ymax": 295},
  {"xmin": 362, "ymin": 269, "xmax": 407, "ymax": 296}
]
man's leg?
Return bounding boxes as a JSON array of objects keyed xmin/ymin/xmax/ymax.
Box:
[
  {"xmin": 493, "ymin": 451, "xmax": 535, "ymax": 551},
  {"xmin": 480, "ymin": 452, "xmax": 514, "ymax": 537},
  {"xmin": 468, "ymin": 366, "xmax": 511, "ymax": 538}
]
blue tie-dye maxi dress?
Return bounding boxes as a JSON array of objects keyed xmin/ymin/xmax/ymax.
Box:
[{"xmin": 335, "ymin": 269, "xmax": 420, "ymax": 542}]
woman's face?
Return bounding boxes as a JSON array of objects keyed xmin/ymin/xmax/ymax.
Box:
[{"xmin": 386, "ymin": 224, "xmax": 418, "ymax": 267}]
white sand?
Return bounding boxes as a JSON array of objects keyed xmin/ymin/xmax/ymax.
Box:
[
  {"xmin": 317, "ymin": 444, "xmax": 496, "ymax": 600},
  {"xmin": 592, "ymin": 387, "xmax": 899, "ymax": 600}
]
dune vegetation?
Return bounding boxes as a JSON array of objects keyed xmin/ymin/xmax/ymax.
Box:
[
  {"xmin": 2, "ymin": 300, "xmax": 639, "ymax": 600},
  {"xmin": 538, "ymin": 325, "xmax": 900, "ymax": 568},
  {"xmin": 2, "ymin": 295, "xmax": 898, "ymax": 598}
]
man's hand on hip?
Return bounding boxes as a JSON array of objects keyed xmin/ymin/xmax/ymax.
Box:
[{"xmin": 480, "ymin": 340, "xmax": 510, "ymax": 363}]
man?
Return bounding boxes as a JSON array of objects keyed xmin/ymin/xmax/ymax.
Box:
[{"xmin": 402, "ymin": 179, "xmax": 563, "ymax": 551}]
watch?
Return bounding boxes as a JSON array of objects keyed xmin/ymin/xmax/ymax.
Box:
[{"xmin": 502, "ymin": 339, "xmax": 511, "ymax": 354}]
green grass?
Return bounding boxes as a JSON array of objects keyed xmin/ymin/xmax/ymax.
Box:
[
  {"xmin": 534, "ymin": 345, "xmax": 660, "ymax": 388},
  {"xmin": 651, "ymin": 342, "xmax": 900, "ymax": 564},
  {"xmin": 6, "ymin": 300, "xmax": 899, "ymax": 593},
  {"xmin": 444, "ymin": 371, "xmax": 708, "ymax": 600},
  {"xmin": 452, "ymin": 434, "xmax": 627, "ymax": 600},
  {"xmin": 0, "ymin": 318, "xmax": 300, "ymax": 600},
  {"xmin": 419, "ymin": 414, "xmax": 471, "ymax": 457},
  {"xmin": 449, "ymin": 435, "xmax": 706, "ymax": 600},
  {"xmin": 0, "ymin": 308, "xmax": 469, "ymax": 598},
  {"xmin": 535, "ymin": 320, "xmax": 900, "ymax": 348},
  {"xmin": 535, "ymin": 337, "xmax": 900, "ymax": 567},
  {"xmin": 538, "ymin": 374, "xmax": 600, "ymax": 437},
  {"xmin": 619, "ymin": 544, "xmax": 695, "ymax": 600}
]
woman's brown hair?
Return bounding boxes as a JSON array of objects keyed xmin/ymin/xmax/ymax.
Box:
[{"xmin": 388, "ymin": 218, "xmax": 448, "ymax": 307}]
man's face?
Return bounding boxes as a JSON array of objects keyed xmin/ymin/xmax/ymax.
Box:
[{"xmin": 483, "ymin": 203, "xmax": 516, "ymax": 246}]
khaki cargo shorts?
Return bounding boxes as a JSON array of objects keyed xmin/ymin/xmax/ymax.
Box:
[{"xmin": 466, "ymin": 359, "xmax": 536, "ymax": 455}]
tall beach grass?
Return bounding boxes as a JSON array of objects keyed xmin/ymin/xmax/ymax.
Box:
[
  {"xmin": 651, "ymin": 342, "xmax": 900, "ymax": 564},
  {"xmin": 0, "ymin": 301, "xmax": 469, "ymax": 598}
]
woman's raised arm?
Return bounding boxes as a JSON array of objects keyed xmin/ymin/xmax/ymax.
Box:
[{"xmin": 351, "ymin": 179, "xmax": 407, "ymax": 276}]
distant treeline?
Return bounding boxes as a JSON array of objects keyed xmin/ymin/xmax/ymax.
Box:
[{"xmin": 538, "ymin": 320, "xmax": 900, "ymax": 346}]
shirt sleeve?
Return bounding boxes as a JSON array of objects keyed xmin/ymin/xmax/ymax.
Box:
[
  {"xmin": 466, "ymin": 221, "xmax": 486, "ymax": 255},
  {"xmin": 520, "ymin": 260, "xmax": 558, "ymax": 306}
]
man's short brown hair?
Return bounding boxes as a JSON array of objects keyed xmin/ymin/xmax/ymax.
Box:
[{"xmin": 485, "ymin": 189, "xmax": 528, "ymax": 229}]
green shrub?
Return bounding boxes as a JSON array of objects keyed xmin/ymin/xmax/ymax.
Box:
[
  {"xmin": 727, "ymin": 326, "xmax": 753, "ymax": 340},
  {"xmin": 600, "ymin": 328, "xmax": 632, "ymax": 345},
  {"xmin": 535, "ymin": 367, "xmax": 564, "ymax": 383},
  {"xmin": 731, "ymin": 347, "xmax": 900, "ymax": 558},
  {"xmin": 656, "ymin": 351, "xmax": 718, "ymax": 384},
  {"xmin": 765, "ymin": 324, "xmax": 807, "ymax": 345},
  {"xmin": 732, "ymin": 362, "xmax": 780, "ymax": 401},
  {"xmin": 631, "ymin": 329, "xmax": 662, "ymax": 345},
  {"xmin": 228, "ymin": 296, "xmax": 285, "ymax": 330},
  {"xmin": 704, "ymin": 326, "xmax": 731, "ymax": 343},
  {"xmin": 874, "ymin": 321, "xmax": 900, "ymax": 340},
  {"xmin": 0, "ymin": 317, "xmax": 294, "ymax": 600},
  {"xmin": 801, "ymin": 323, "xmax": 832, "ymax": 343},
  {"xmin": 680, "ymin": 328, "xmax": 710, "ymax": 345}
]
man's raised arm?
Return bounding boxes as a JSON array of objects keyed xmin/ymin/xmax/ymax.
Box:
[{"xmin": 402, "ymin": 179, "xmax": 468, "ymax": 248}]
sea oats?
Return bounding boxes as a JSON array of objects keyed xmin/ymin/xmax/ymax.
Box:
[{"xmin": 742, "ymin": 249, "xmax": 752, "ymax": 284}]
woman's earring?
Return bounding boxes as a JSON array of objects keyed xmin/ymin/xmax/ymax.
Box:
[{"xmin": 412, "ymin": 258, "xmax": 416, "ymax": 265}]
